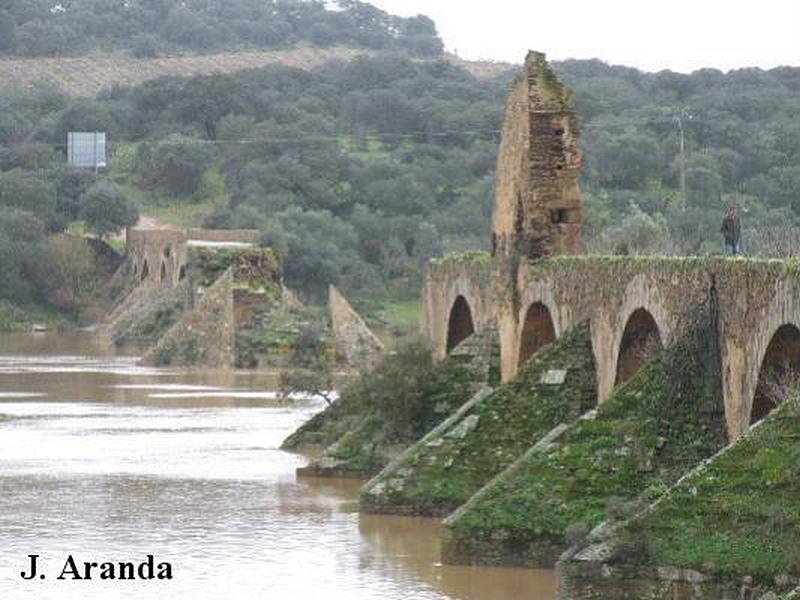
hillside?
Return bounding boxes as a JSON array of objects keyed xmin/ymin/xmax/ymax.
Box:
[
  {"xmin": 0, "ymin": 48, "xmax": 512, "ymax": 97},
  {"xmin": 0, "ymin": 0, "xmax": 443, "ymax": 60},
  {"xmin": 0, "ymin": 47, "xmax": 373, "ymax": 97},
  {"xmin": 0, "ymin": 0, "xmax": 799, "ymax": 333},
  {"xmin": 3, "ymin": 52, "xmax": 800, "ymax": 316}
]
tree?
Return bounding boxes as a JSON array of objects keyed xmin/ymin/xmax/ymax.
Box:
[
  {"xmin": 0, "ymin": 207, "xmax": 48, "ymax": 302},
  {"xmin": 279, "ymin": 324, "xmax": 337, "ymax": 406},
  {"xmin": 687, "ymin": 166, "xmax": 723, "ymax": 209},
  {"xmin": 135, "ymin": 135, "xmax": 214, "ymax": 197},
  {"xmin": 0, "ymin": 169, "xmax": 59, "ymax": 230},
  {"xmin": 399, "ymin": 16, "xmax": 443, "ymax": 57},
  {"xmin": 129, "ymin": 33, "xmax": 162, "ymax": 58},
  {"xmin": 591, "ymin": 131, "xmax": 663, "ymax": 188},
  {"xmin": 53, "ymin": 166, "xmax": 96, "ymax": 222},
  {"xmin": 257, "ymin": 207, "xmax": 371, "ymax": 300},
  {"xmin": 0, "ymin": 10, "xmax": 17, "ymax": 53},
  {"xmin": 79, "ymin": 182, "xmax": 139, "ymax": 238}
]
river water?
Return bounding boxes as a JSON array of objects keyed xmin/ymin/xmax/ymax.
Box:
[{"xmin": 0, "ymin": 333, "xmax": 556, "ymax": 600}]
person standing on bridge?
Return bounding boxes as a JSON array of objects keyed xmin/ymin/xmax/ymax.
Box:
[{"xmin": 721, "ymin": 205, "xmax": 741, "ymax": 256}]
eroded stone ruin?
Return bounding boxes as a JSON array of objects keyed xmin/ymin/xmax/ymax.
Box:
[{"xmin": 492, "ymin": 51, "xmax": 583, "ymax": 259}]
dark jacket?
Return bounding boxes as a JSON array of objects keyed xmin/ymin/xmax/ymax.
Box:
[{"xmin": 721, "ymin": 214, "xmax": 741, "ymax": 244}]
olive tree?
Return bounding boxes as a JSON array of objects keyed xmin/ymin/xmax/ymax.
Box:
[{"xmin": 79, "ymin": 182, "xmax": 139, "ymax": 238}]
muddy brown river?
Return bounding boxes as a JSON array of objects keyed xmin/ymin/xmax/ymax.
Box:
[{"xmin": 0, "ymin": 332, "xmax": 556, "ymax": 599}]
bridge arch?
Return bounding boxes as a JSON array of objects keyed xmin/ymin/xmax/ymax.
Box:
[
  {"xmin": 750, "ymin": 323, "xmax": 800, "ymax": 425},
  {"xmin": 446, "ymin": 295, "xmax": 475, "ymax": 353},
  {"xmin": 518, "ymin": 302, "xmax": 557, "ymax": 366},
  {"xmin": 615, "ymin": 308, "xmax": 663, "ymax": 385},
  {"xmin": 141, "ymin": 259, "xmax": 150, "ymax": 282},
  {"xmin": 160, "ymin": 261, "xmax": 168, "ymax": 285},
  {"xmin": 594, "ymin": 275, "xmax": 672, "ymax": 401}
]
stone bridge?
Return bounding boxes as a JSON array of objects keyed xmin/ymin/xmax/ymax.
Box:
[
  {"xmin": 422, "ymin": 254, "xmax": 800, "ymax": 440},
  {"xmin": 125, "ymin": 226, "xmax": 260, "ymax": 289},
  {"xmin": 421, "ymin": 52, "xmax": 800, "ymax": 441}
]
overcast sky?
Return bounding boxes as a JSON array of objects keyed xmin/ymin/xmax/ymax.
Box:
[{"xmin": 369, "ymin": 0, "xmax": 800, "ymax": 73}]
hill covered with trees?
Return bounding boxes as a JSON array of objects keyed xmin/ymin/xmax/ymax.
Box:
[
  {"xmin": 0, "ymin": 0, "xmax": 443, "ymax": 59},
  {"xmin": 0, "ymin": 2, "xmax": 799, "ymax": 324}
]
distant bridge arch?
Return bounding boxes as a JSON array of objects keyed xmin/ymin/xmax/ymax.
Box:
[{"xmin": 447, "ymin": 295, "xmax": 476, "ymax": 353}]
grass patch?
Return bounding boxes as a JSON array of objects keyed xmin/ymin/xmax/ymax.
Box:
[
  {"xmin": 379, "ymin": 299, "xmax": 419, "ymax": 332},
  {"xmin": 600, "ymin": 394, "xmax": 800, "ymax": 584},
  {"xmin": 235, "ymin": 302, "xmax": 336, "ymax": 369},
  {"xmin": 111, "ymin": 146, "xmax": 228, "ymax": 229}
]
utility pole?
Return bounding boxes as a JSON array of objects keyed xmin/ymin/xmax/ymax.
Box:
[{"xmin": 674, "ymin": 109, "xmax": 691, "ymax": 211}]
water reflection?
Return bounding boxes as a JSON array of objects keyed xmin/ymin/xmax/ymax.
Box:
[
  {"xmin": 359, "ymin": 515, "xmax": 557, "ymax": 600},
  {"xmin": 0, "ymin": 332, "xmax": 555, "ymax": 599}
]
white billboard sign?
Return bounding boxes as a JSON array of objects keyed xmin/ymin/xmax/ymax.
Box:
[{"xmin": 67, "ymin": 132, "xmax": 107, "ymax": 168}]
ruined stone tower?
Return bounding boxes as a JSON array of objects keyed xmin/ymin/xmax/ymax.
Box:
[{"xmin": 492, "ymin": 51, "xmax": 582, "ymax": 259}]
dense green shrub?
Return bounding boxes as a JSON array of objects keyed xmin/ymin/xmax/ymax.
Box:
[
  {"xmin": 135, "ymin": 135, "xmax": 215, "ymax": 197},
  {"xmin": 0, "ymin": 207, "xmax": 49, "ymax": 302},
  {"xmin": 79, "ymin": 182, "xmax": 139, "ymax": 238}
]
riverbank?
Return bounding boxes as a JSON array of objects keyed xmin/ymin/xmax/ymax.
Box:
[{"xmin": 0, "ymin": 300, "xmax": 77, "ymax": 333}]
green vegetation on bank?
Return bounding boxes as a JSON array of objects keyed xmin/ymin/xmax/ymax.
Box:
[
  {"xmin": 0, "ymin": 299, "xmax": 73, "ymax": 332},
  {"xmin": 590, "ymin": 393, "xmax": 800, "ymax": 585},
  {"xmin": 360, "ymin": 323, "xmax": 597, "ymax": 516},
  {"xmin": 283, "ymin": 331, "xmax": 499, "ymax": 476},
  {"xmin": 2, "ymin": 50, "xmax": 800, "ymax": 310},
  {"xmin": 443, "ymin": 303, "xmax": 727, "ymax": 567}
]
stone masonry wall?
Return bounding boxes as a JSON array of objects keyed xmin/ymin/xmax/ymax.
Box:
[
  {"xmin": 141, "ymin": 269, "xmax": 235, "ymax": 368},
  {"xmin": 492, "ymin": 51, "xmax": 582, "ymax": 258},
  {"xmin": 329, "ymin": 285, "xmax": 385, "ymax": 369}
]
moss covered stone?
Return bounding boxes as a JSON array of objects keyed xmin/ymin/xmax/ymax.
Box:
[
  {"xmin": 234, "ymin": 303, "xmax": 337, "ymax": 369},
  {"xmin": 283, "ymin": 330, "xmax": 500, "ymax": 478},
  {"xmin": 443, "ymin": 303, "xmax": 727, "ymax": 568},
  {"xmin": 360, "ymin": 322, "xmax": 597, "ymax": 516},
  {"xmin": 189, "ymin": 246, "xmax": 280, "ymax": 291},
  {"xmin": 568, "ymin": 393, "xmax": 800, "ymax": 591},
  {"xmin": 115, "ymin": 302, "xmax": 182, "ymax": 347}
]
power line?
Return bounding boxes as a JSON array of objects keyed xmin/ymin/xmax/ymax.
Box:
[{"xmin": 0, "ymin": 117, "xmax": 711, "ymax": 150}]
